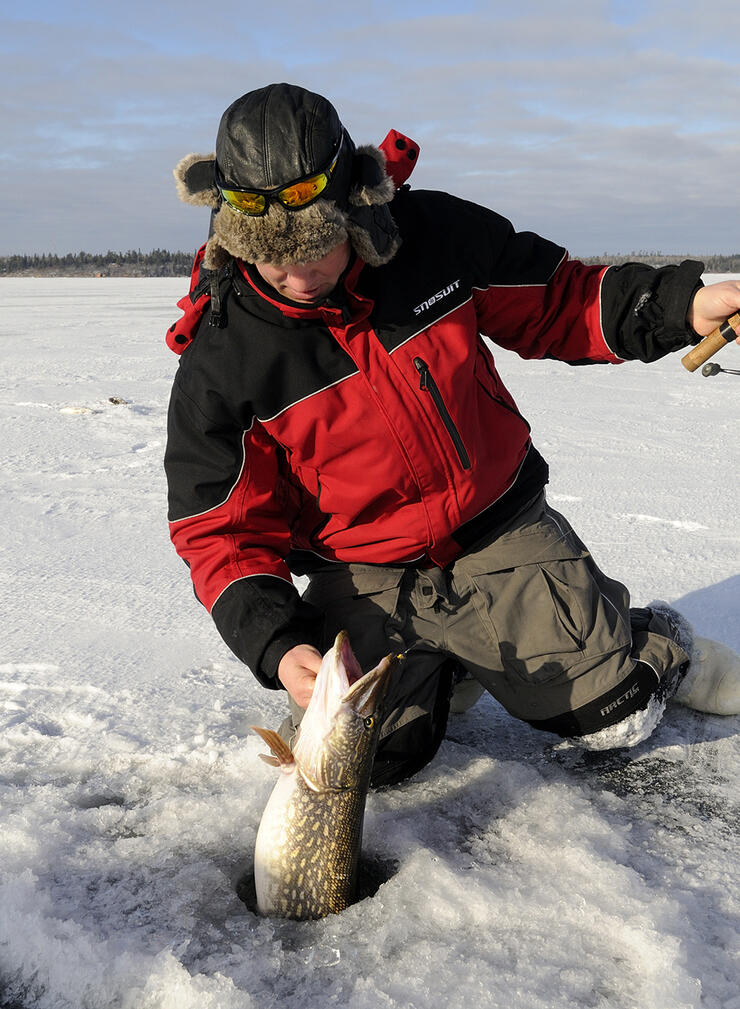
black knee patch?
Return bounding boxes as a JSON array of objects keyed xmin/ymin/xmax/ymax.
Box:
[
  {"xmin": 370, "ymin": 661, "xmax": 455, "ymax": 789},
  {"xmin": 525, "ymin": 660, "xmax": 663, "ymax": 738}
]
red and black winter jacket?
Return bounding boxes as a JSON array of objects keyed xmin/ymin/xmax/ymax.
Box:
[{"xmin": 165, "ymin": 174, "xmax": 703, "ymax": 688}]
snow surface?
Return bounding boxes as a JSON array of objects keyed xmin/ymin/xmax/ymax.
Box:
[{"xmin": 1, "ymin": 276, "xmax": 738, "ymax": 1009}]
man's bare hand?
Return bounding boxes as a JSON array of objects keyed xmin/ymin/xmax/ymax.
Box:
[
  {"xmin": 278, "ymin": 644, "xmax": 323, "ymax": 709},
  {"xmin": 689, "ymin": 281, "xmax": 740, "ymax": 342}
]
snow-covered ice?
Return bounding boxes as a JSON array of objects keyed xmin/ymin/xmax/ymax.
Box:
[{"xmin": 0, "ymin": 276, "xmax": 738, "ymax": 1009}]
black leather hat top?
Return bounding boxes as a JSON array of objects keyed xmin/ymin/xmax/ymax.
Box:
[
  {"xmin": 215, "ymin": 83, "xmax": 343, "ymax": 190},
  {"xmin": 173, "ymin": 81, "xmax": 401, "ymax": 267}
]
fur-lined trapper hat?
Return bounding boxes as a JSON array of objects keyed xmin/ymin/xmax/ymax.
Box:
[{"xmin": 174, "ymin": 83, "xmax": 401, "ymax": 270}]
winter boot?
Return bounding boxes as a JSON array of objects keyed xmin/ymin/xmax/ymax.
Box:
[
  {"xmin": 673, "ymin": 636, "xmax": 740, "ymax": 715},
  {"xmin": 648, "ymin": 600, "xmax": 740, "ymax": 716}
]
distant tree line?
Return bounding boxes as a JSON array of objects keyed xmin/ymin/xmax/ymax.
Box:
[
  {"xmin": 2, "ymin": 249, "xmax": 739, "ymax": 277},
  {"xmin": 578, "ymin": 252, "xmax": 740, "ymax": 272},
  {"xmin": 0, "ymin": 249, "xmax": 195, "ymax": 277}
]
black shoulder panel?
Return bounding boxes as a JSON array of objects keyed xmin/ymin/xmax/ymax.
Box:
[{"xmin": 357, "ymin": 189, "xmax": 566, "ymax": 352}]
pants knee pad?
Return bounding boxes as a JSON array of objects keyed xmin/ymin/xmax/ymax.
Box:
[{"xmin": 525, "ymin": 660, "xmax": 673, "ymax": 748}]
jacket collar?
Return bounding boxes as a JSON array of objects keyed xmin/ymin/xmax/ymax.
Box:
[{"xmin": 235, "ymin": 254, "xmax": 366, "ymax": 320}]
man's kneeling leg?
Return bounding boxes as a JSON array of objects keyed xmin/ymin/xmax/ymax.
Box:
[{"xmin": 525, "ymin": 604, "xmax": 694, "ymax": 750}]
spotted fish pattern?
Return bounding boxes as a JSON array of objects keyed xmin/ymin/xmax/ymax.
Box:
[{"xmin": 253, "ymin": 632, "xmax": 396, "ymax": 920}]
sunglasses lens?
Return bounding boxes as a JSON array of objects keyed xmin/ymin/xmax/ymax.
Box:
[
  {"xmin": 221, "ymin": 189, "xmax": 266, "ymax": 215},
  {"xmin": 218, "ymin": 141, "xmax": 340, "ymax": 216},
  {"xmin": 279, "ymin": 172, "xmax": 329, "ymax": 208}
]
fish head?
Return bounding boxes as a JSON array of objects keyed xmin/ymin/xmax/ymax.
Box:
[{"xmin": 294, "ymin": 631, "xmax": 397, "ymax": 792}]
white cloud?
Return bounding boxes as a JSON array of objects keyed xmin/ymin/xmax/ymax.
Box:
[{"xmin": 2, "ymin": 1, "xmax": 739, "ymax": 255}]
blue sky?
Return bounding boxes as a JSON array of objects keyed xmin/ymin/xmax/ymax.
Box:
[{"xmin": 2, "ymin": 0, "xmax": 740, "ymax": 256}]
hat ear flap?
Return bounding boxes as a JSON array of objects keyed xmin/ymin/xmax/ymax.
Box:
[
  {"xmin": 346, "ymin": 204, "xmax": 401, "ymax": 267},
  {"xmin": 202, "ymin": 234, "xmax": 233, "ymax": 270},
  {"xmin": 345, "ymin": 144, "xmax": 400, "ymax": 266},
  {"xmin": 174, "ymin": 152, "xmax": 221, "ymax": 209},
  {"xmin": 349, "ymin": 145, "xmax": 395, "ymax": 207}
]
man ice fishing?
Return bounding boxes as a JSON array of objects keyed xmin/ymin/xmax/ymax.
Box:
[{"xmin": 166, "ymin": 83, "xmax": 740, "ymax": 787}]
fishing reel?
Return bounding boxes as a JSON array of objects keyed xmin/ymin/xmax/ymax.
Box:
[{"xmin": 701, "ymin": 362, "xmax": 740, "ymax": 378}]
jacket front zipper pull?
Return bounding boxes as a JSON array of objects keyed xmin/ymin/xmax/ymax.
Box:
[{"xmin": 413, "ymin": 357, "xmax": 471, "ymax": 470}]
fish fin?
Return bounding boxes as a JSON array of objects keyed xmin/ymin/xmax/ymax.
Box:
[
  {"xmin": 251, "ymin": 726, "xmax": 295, "ymax": 767},
  {"xmin": 258, "ymin": 754, "xmax": 281, "ymax": 767}
]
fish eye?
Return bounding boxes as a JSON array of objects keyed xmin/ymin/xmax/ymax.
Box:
[{"xmin": 363, "ymin": 716, "xmax": 374, "ymax": 729}]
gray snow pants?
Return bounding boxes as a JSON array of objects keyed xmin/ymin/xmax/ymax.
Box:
[{"xmin": 290, "ymin": 492, "xmax": 690, "ymax": 786}]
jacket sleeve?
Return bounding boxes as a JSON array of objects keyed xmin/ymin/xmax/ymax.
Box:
[
  {"xmin": 165, "ymin": 372, "xmax": 322, "ymax": 688},
  {"xmin": 598, "ymin": 259, "xmax": 705, "ymax": 362},
  {"xmin": 469, "ymin": 207, "xmax": 704, "ymax": 364}
]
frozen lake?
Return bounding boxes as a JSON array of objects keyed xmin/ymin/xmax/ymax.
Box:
[{"xmin": 0, "ymin": 276, "xmax": 738, "ymax": 1009}]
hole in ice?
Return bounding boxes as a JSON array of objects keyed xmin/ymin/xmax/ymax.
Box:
[
  {"xmin": 234, "ymin": 853, "xmax": 399, "ymax": 916},
  {"xmin": 355, "ymin": 853, "xmax": 400, "ymax": 902},
  {"xmin": 74, "ymin": 792, "xmax": 126, "ymax": 810},
  {"xmin": 234, "ymin": 869, "xmax": 257, "ymax": 911},
  {"xmin": 0, "ymin": 974, "xmax": 30, "ymax": 1009}
]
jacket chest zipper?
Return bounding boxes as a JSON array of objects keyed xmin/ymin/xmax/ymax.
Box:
[{"xmin": 414, "ymin": 358, "xmax": 471, "ymax": 470}]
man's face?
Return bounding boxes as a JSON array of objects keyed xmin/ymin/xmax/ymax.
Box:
[{"xmin": 255, "ymin": 240, "xmax": 351, "ymax": 304}]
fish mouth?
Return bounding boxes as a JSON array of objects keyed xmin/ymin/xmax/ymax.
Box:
[
  {"xmin": 302, "ymin": 631, "xmax": 399, "ymax": 739},
  {"xmin": 335, "ymin": 630, "xmax": 364, "ymax": 687},
  {"xmin": 342, "ymin": 647, "xmax": 398, "ymax": 719}
]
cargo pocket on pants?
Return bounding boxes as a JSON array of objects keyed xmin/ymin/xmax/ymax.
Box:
[{"xmin": 465, "ymin": 543, "xmax": 631, "ymax": 687}]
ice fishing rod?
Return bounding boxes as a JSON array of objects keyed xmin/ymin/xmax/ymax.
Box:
[{"xmin": 681, "ymin": 312, "xmax": 740, "ymax": 372}]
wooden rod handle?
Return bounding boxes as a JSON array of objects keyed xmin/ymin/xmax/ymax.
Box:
[{"xmin": 682, "ymin": 313, "xmax": 740, "ymax": 372}]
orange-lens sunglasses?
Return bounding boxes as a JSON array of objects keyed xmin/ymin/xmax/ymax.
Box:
[{"xmin": 216, "ymin": 135, "xmax": 344, "ymax": 217}]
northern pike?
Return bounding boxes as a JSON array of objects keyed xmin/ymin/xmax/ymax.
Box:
[{"xmin": 252, "ymin": 631, "xmax": 396, "ymax": 920}]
